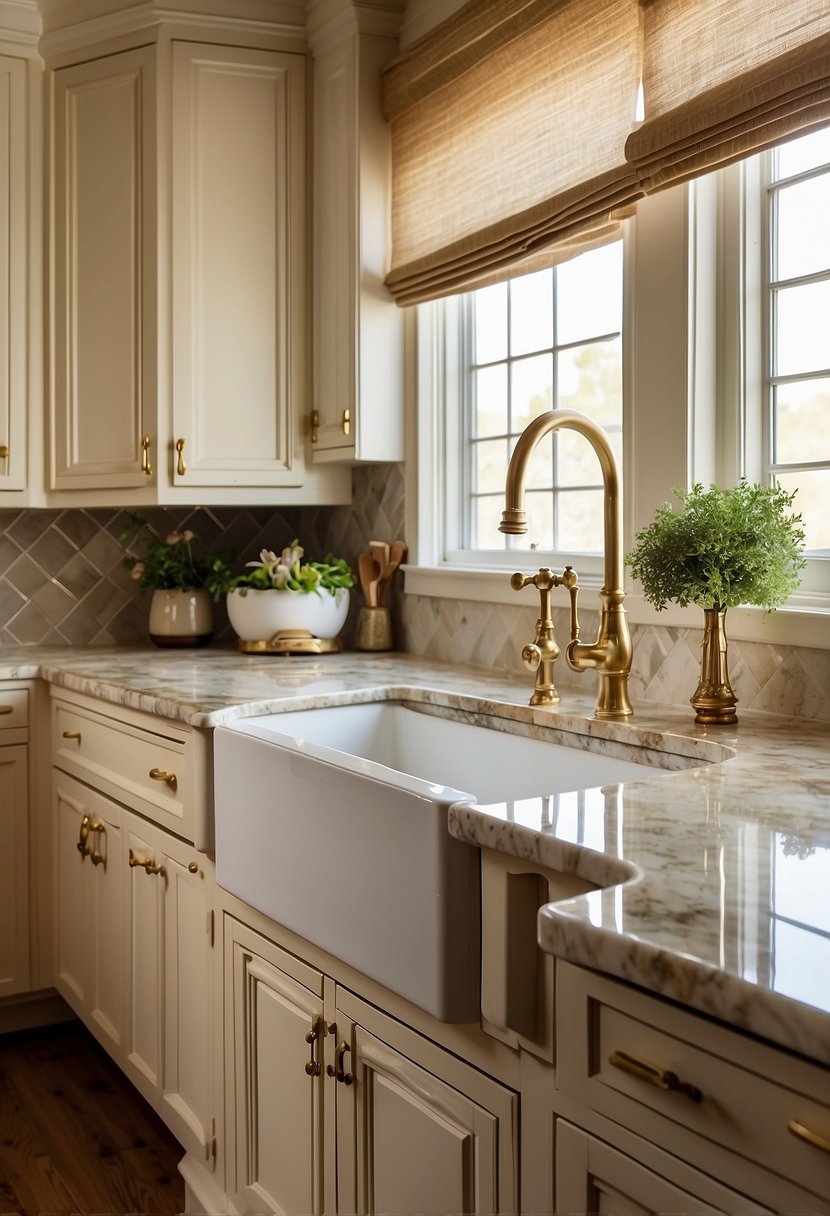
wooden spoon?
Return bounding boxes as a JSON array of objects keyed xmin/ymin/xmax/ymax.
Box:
[{"xmin": 358, "ymin": 553, "xmax": 381, "ymax": 607}]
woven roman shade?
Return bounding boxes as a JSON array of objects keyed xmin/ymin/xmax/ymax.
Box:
[
  {"xmin": 627, "ymin": 0, "xmax": 830, "ymax": 192},
  {"xmin": 381, "ymin": 0, "xmax": 642, "ymax": 306}
]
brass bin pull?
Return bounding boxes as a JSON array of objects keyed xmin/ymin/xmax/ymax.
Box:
[
  {"xmin": 609, "ymin": 1050, "xmax": 702, "ymax": 1104},
  {"xmin": 788, "ymin": 1118, "xmax": 830, "ymax": 1155},
  {"xmin": 0, "ymin": 705, "xmax": 13, "ymax": 715},
  {"xmin": 129, "ymin": 849, "xmax": 166, "ymax": 878},
  {"xmin": 175, "ymin": 438, "xmax": 187, "ymax": 476},
  {"xmin": 327, "ymin": 1041, "xmax": 354, "ymax": 1086},
  {"xmin": 149, "ymin": 767, "xmax": 177, "ymax": 792},
  {"xmin": 62, "ymin": 729, "xmax": 82, "ymax": 741}
]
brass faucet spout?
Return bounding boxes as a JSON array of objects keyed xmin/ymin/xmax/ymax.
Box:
[{"xmin": 500, "ymin": 408, "xmax": 633, "ymax": 719}]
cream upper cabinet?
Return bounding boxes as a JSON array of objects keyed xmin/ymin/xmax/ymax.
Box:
[
  {"xmin": 308, "ymin": 13, "xmax": 404, "ymax": 464},
  {"xmin": 48, "ymin": 24, "xmax": 349, "ymax": 506},
  {"xmin": 51, "ymin": 47, "xmax": 155, "ymax": 493},
  {"xmin": 171, "ymin": 42, "xmax": 307, "ymax": 490},
  {"xmin": 0, "ymin": 48, "xmax": 40, "ymax": 498}
]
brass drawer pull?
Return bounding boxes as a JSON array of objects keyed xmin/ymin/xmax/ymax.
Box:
[
  {"xmin": 129, "ymin": 849, "xmax": 166, "ymax": 878},
  {"xmin": 141, "ymin": 434, "xmax": 152, "ymax": 476},
  {"xmin": 609, "ymin": 1050, "xmax": 702, "ymax": 1103},
  {"xmin": 0, "ymin": 445, "xmax": 8, "ymax": 459},
  {"xmin": 0, "ymin": 705, "xmax": 13, "ymax": 715},
  {"xmin": 78, "ymin": 815, "xmax": 104, "ymax": 864},
  {"xmin": 62, "ymin": 729, "xmax": 82, "ymax": 741},
  {"xmin": 176, "ymin": 437, "xmax": 187, "ymax": 476},
  {"xmin": 788, "ymin": 1118, "xmax": 830, "ymax": 1155},
  {"xmin": 149, "ymin": 767, "xmax": 177, "ymax": 792},
  {"xmin": 305, "ymin": 1016, "xmax": 325, "ymax": 1077}
]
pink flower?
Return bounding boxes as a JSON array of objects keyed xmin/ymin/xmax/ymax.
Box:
[
  {"xmin": 166, "ymin": 531, "xmax": 180, "ymax": 545},
  {"xmin": 131, "ymin": 562, "xmax": 145, "ymax": 580}
]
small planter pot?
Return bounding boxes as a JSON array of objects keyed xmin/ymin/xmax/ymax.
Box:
[
  {"xmin": 148, "ymin": 588, "xmax": 214, "ymax": 649},
  {"xmin": 226, "ymin": 587, "xmax": 350, "ymax": 644}
]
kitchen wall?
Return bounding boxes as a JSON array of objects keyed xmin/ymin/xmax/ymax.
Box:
[{"xmin": 1, "ymin": 461, "xmax": 827, "ymax": 720}]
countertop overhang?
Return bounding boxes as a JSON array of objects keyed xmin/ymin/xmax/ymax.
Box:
[{"xmin": 4, "ymin": 644, "xmax": 829, "ymax": 1065}]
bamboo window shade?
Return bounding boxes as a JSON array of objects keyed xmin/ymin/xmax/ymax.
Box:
[
  {"xmin": 381, "ymin": 0, "xmax": 643, "ymax": 306},
  {"xmin": 627, "ymin": 0, "xmax": 830, "ymax": 192}
]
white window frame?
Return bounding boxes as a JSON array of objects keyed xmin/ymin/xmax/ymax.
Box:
[{"xmin": 405, "ymin": 176, "xmax": 830, "ymax": 649}]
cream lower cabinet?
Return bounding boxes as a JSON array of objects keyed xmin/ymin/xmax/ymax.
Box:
[
  {"xmin": 224, "ymin": 916, "xmax": 518, "ymax": 1216},
  {"xmin": 123, "ymin": 812, "xmax": 215, "ymax": 1165},
  {"xmin": 0, "ymin": 686, "xmax": 31, "ymax": 997},
  {"xmin": 54, "ymin": 771, "xmax": 125, "ymax": 1055},
  {"xmin": 555, "ymin": 1121, "xmax": 772, "ymax": 1216},
  {"xmin": 52, "ymin": 690, "xmax": 217, "ymax": 1171}
]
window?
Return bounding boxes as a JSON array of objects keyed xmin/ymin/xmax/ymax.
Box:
[
  {"xmin": 445, "ymin": 241, "xmax": 623, "ymax": 571},
  {"xmin": 765, "ymin": 127, "xmax": 830, "ymax": 560},
  {"xmin": 411, "ymin": 130, "xmax": 830, "ymax": 636}
]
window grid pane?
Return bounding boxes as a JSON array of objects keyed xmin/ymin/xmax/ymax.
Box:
[
  {"xmin": 467, "ymin": 243, "xmax": 623, "ymax": 555},
  {"xmin": 767, "ymin": 133, "xmax": 830, "ymax": 557}
]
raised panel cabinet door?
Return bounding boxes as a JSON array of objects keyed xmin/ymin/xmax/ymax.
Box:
[
  {"xmin": 0, "ymin": 745, "xmax": 29, "ymax": 995},
  {"xmin": 124, "ymin": 817, "xmax": 165, "ymax": 1096},
  {"xmin": 340, "ymin": 1023, "xmax": 506, "ymax": 1216},
  {"xmin": 161, "ymin": 838, "xmax": 214, "ymax": 1165},
  {"xmin": 555, "ymin": 1121, "xmax": 773, "ymax": 1216},
  {"xmin": 51, "ymin": 47, "xmax": 155, "ymax": 490},
  {"xmin": 171, "ymin": 42, "xmax": 305, "ymax": 488},
  {"xmin": 226, "ymin": 926, "xmax": 328, "ymax": 1214},
  {"xmin": 54, "ymin": 773, "xmax": 124, "ymax": 1055},
  {"xmin": 0, "ymin": 55, "xmax": 28, "ymax": 492}
]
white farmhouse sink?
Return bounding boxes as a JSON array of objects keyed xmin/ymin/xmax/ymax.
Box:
[{"xmin": 213, "ymin": 701, "xmax": 679, "ymax": 1022}]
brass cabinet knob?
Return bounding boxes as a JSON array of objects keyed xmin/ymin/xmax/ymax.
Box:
[
  {"xmin": 175, "ymin": 438, "xmax": 187, "ymax": 476},
  {"xmin": 187, "ymin": 861, "xmax": 199, "ymax": 874}
]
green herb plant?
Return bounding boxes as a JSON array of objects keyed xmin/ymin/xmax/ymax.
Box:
[
  {"xmin": 625, "ymin": 479, "xmax": 806, "ymax": 612},
  {"xmin": 219, "ymin": 540, "xmax": 354, "ymax": 597}
]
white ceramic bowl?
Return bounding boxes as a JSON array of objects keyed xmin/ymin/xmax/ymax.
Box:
[{"xmin": 226, "ymin": 587, "xmax": 349, "ymax": 641}]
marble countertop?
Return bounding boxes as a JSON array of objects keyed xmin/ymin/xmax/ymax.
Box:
[{"xmin": 3, "ymin": 644, "xmax": 829, "ymax": 1065}]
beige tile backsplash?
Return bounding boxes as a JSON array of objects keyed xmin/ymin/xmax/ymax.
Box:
[{"xmin": 1, "ymin": 462, "xmax": 827, "ymax": 720}]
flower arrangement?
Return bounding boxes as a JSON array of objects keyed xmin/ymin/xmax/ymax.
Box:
[
  {"xmin": 625, "ymin": 479, "xmax": 806, "ymax": 613},
  {"xmin": 119, "ymin": 516, "xmax": 222, "ymax": 592},
  {"xmin": 222, "ymin": 540, "xmax": 354, "ymax": 596}
]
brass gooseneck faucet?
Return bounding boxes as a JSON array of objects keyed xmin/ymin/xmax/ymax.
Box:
[{"xmin": 500, "ymin": 408, "xmax": 633, "ymax": 719}]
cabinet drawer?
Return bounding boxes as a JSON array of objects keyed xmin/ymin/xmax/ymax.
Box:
[
  {"xmin": 0, "ymin": 688, "xmax": 28, "ymax": 733},
  {"xmin": 557, "ymin": 961, "xmax": 830, "ymax": 1204},
  {"xmin": 53, "ymin": 695, "xmax": 191, "ymax": 836}
]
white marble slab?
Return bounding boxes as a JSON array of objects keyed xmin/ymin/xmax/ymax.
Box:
[{"xmin": 3, "ymin": 643, "xmax": 829, "ymax": 1065}]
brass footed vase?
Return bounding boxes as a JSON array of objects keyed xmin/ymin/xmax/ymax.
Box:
[{"xmin": 691, "ymin": 606, "xmax": 738, "ymax": 726}]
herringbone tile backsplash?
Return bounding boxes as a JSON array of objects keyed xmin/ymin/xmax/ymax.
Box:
[{"xmin": 1, "ymin": 461, "xmax": 827, "ymax": 719}]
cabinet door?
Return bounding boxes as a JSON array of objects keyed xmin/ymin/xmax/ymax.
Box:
[
  {"xmin": 171, "ymin": 42, "xmax": 305, "ymax": 489},
  {"xmin": 54, "ymin": 773, "xmax": 124, "ymax": 1054},
  {"xmin": 224, "ymin": 917, "xmax": 331, "ymax": 1215},
  {"xmin": 310, "ymin": 33, "xmax": 403, "ymax": 464},
  {"xmin": 51, "ymin": 47, "xmax": 155, "ymax": 490},
  {"xmin": 124, "ymin": 813, "xmax": 215, "ymax": 1163},
  {"xmin": 555, "ymin": 1121, "xmax": 772, "ymax": 1216},
  {"xmin": 0, "ymin": 55, "xmax": 28, "ymax": 492},
  {"xmin": 337, "ymin": 1012, "xmax": 517, "ymax": 1215},
  {"xmin": 0, "ymin": 744, "xmax": 29, "ymax": 995}
]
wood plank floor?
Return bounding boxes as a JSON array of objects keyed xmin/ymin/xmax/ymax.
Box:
[{"xmin": 0, "ymin": 1019, "xmax": 185, "ymax": 1215}]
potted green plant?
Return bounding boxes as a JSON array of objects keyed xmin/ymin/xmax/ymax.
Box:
[
  {"xmin": 119, "ymin": 517, "xmax": 224, "ymax": 648},
  {"xmin": 625, "ymin": 480, "xmax": 805, "ymax": 724},
  {"xmin": 219, "ymin": 541, "xmax": 355, "ymax": 651}
]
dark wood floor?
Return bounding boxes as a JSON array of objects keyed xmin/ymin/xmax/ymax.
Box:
[{"xmin": 0, "ymin": 1019, "xmax": 185, "ymax": 1216}]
